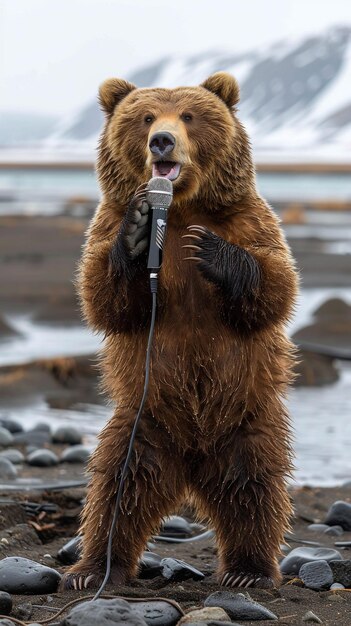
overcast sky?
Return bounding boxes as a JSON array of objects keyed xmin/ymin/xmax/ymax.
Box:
[{"xmin": 1, "ymin": 0, "xmax": 350, "ymax": 116}]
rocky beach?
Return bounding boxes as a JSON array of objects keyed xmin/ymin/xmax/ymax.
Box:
[{"xmin": 0, "ymin": 189, "xmax": 351, "ymax": 624}]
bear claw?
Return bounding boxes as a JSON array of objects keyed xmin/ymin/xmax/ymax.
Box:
[
  {"xmin": 220, "ymin": 571, "xmax": 274, "ymax": 589},
  {"xmin": 60, "ymin": 572, "xmax": 99, "ymax": 591}
]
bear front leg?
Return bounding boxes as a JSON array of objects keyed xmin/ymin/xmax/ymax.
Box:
[
  {"xmin": 60, "ymin": 410, "xmax": 185, "ymax": 590},
  {"xmin": 191, "ymin": 413, "xmax": 293, "ymax": 589}
]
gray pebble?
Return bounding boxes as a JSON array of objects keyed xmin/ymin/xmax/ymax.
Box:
[
  {"xmin": 0, "ymin": 449, "xmax": 24, "ymax": 465},
  {"xmin": 0, "ymin": 419, "xmax": 23, "ymax": 434},
  {"xmin": 161, "ymin": 558, "xmax": 204, "ymax": 582},
  {"xmin": 307, "ymin": 524, "xmax": 329, "ymax": 533},
  {"xmin": 161, "ymin": 515, "xmax": 193, "ymax": 538},
  {"xmin": 60, "ymin": 445, "xmax": 90, "ymax": 464},
  {"xmin": 299, "ymin": 559, "xmax": 333, "ymax": 590},
  {"xmin": 330, "ymin": 559, "xmax": 351, "ymax": 586},
  {"xmin": 325, "ymin": 500, "xmax": 351, "ymax": 531},
  {"xmin": 27, "ymin": 449, "xmax": 59, "ymax": 467},
  {"xmin": 0, "ymin": 620, "xmax": 16, "ymax": 626},
  {"xmin": 14, "ymin": 430, "xmax": 51, "ymax": 446},
  {"xmin": 32, "ymin": 422, "xmax": 51, "ymax": 433},
  {"xmin": 129, "ymin": 599, "xmax": 182, "ymax": 625},
  {"xmin": 324, "ymin": 525, "xmax": 344, "ymax": 536},
  {"xmin": 0, "ymin": 556, "xmax": 61, "ymax": 594},
  {"xmin": 302, "ymin": 611, "xmax": 322, "ymax": 623},
  {"xmin": 204, "ymin": 591, "xmax": 278, "ymax": 621},
  {"xmin": 330, "ymin": 582, "xmax": 345, "ymax": 590},
  {"xmin": 0, "ymin": 458, "xmax": 17, "ymax": 479},
  {"xmin": 52, "ymin": 426, "xmax": 82, "ymax": 445},
  {"xmin": 0, "ymin": 428, "xmax": 14, "ymax": 448},
  {"xmin": 280, "ymin": 547, "xmax": 343, "ymax": 575},
  {"xmin": 61, "ymin": 598, "xmax": 146, "ymax": 625},
  {"xmin": 0, "ymin": 591, "xmax": 12, "ymax": 615}
]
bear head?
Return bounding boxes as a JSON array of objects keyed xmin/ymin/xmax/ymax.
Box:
[{"xmin": 97, "ymin": 72, "xmax": 254, "ymax": 211}]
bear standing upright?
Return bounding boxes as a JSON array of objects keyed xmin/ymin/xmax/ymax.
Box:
[{"xmin": 62, "ymin": 72, "xmax": 298, "ymax": 590}]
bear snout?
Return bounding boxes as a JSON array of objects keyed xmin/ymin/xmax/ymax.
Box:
[{"xmin": 149, "ymin": 131, "xmax": 176, "ymax": 158}]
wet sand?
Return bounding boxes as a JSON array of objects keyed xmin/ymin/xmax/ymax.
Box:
[{"xmin": 1, "ymin": 475, "xmax": 351, "ymax": 625}]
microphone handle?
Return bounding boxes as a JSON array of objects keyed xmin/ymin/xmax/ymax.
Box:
[{"xmin": 147, "ymin": 206, "xmax": 168, "ymax": 271}]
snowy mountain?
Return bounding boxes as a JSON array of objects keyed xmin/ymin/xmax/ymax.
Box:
[{"xmin": 6, "ymin": 26, "xmax": 351, "ymax": 162}]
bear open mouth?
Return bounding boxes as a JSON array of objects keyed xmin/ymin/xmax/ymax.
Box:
[{"xmin": 152, "ymin": 161, "xmax": 181, "ymax": 181}]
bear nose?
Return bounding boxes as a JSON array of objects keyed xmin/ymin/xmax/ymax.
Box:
[{"xmin": 149, "ymin": 132, "xmax": 175, "ymax": 157}]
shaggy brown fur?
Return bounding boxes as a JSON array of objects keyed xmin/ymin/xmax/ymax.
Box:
[{"xmin": 62, "ymin": 72, "xmax": 298, "ymax": 591}]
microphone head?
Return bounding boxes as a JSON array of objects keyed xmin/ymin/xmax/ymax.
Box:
[{"xmin": 146, "ymin": 177, "xmax": 173, "ymax": 209}]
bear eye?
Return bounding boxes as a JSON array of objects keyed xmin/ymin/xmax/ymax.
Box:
[
  {"xmin": 181, "ymin": 112, "xmax": 193, "ymax": 122},
  {"xmin": 144, "ymin": 114, "xmax": 154, "ymax": 124}
]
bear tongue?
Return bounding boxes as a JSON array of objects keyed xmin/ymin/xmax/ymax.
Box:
[{"xmin": 155, "ymin": 162, "xmax": 174, "ymax": 177}]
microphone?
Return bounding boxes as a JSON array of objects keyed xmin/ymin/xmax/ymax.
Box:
[{"xmin": 146, "ymin": 177, "xmax": 173, "ymax": 272}]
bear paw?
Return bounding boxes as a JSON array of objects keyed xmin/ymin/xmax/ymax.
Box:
[
  {"xmin": 220, "ymin": 571, "xmax": 275, "ymax": 589},
  {"xmin": 60, "ymin": 571, "xmax": 102, "ymax": 590}
]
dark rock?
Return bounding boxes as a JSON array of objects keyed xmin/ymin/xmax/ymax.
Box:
[
  {"xmin": 0, "ymin": 420, "xmax": 23, "ymax": 434},
  {"xmin": 60, "ymin": 445, "xmax": 90, "ymax": 464},
  {"xmin": 314, "ymin": 297, "xmax": 351, "ymax": 320},
  {"xmin": 14, "ymin": 430, "xmax": 51, "ymax": 446},
  {"xmin": 139, "ymin": 552, "xmax": 162, "ymax": 579},
  {"xmin": 0, "ymin": 458, "xmax": 17, "ymax": 479},
  {"xmin": 0, "ymin": 591, "xmax": 12, "ymax": 615},
  {"xmin": 325, "ymin": 501, "xmax": 351, "ymax": 531},
  {"xmin": 27, "ymin": 449, "xmax": 59, "ymax": 467},
  {"xmin": 299, "ymin": 559, "xmax": 333, "ymax": 590},
  {"xmin": 57, "ymin": 537, "xmax": 82, "ymax": 565},
  {"xmin": 161, "ymin": 558, "xmax": 204, "ymax": 582},
  {"xmin": 0, "ymin": 557, "xmax": 61, "ymax": 594},
  {"xmin": 52, "ymin": 426, "xmax": 82, "ymax": 445},
  {"xmin": 129, "ymin": 599, "xmax": 182, "ymax": 625},
  {"xmin": 204, "ymin": 591, "xmax": 278, "ymax": 621},
  {"xmin": 161, "ymin": 515, "xmax": 192, "ymax": 538},
  {"xmin": 294, "ymin": 350, "xmax": 339, "ymax": 387},
  {"xmin": 324, "ymin": 525, "xmax": 344, "ymax": 536},
  {"xmin": 0, "ymin": 428, "xmax": 14, "ymax": 448},
  {"xmin": 280, "ymin": 547, "xmax": 343, "ymax": 575},
  {"xmin": 330, "ymin": 560, "xmax": 351, "ymax": 587},
  {"xmin": 59, "ymin": 598, "xmax": 147, "ymax": 625},
  {"xmin": 0, "ymin": 449, "xmax": 24, "ymax": 465}
]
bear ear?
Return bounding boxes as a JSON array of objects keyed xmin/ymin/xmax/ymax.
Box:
[
  {"xmin": 201, "ymin": 72, "xmax": 240, "ymax": 108},
  {"xmin": 99, "ymin": 78, "xmax": 136, "ymax": 114}
]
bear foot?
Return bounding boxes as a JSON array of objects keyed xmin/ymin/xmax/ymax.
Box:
[{"xmin": 220, "ymin": 571, "xmax": 275, "ymax": 589}]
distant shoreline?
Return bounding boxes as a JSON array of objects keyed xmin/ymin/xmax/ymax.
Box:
[{"xmin": 0, "ymin": 161, "xmax": 350, "ymax": 173}]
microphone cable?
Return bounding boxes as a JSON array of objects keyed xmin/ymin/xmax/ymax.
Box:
[{"xmin": 93, "ymin": 273, "xmax": 158, "ymax": 600}]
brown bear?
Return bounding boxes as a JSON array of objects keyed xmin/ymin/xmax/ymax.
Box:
[{"xmin": 62, "ymin": 72, "xmax": 298, "ymax": 591}]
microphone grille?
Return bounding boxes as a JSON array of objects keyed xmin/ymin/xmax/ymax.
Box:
[{"xmin": 146, "ymin": 177, "xmax": 173, "ymax": 209}]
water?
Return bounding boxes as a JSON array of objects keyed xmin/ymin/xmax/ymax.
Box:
[
  {"xmin": 1, "ymin": 287, "xmax": 351, "ymax": 486},
  {"xmin": 0, "ymin": 168, "xmax": 350, "ymax": 208}
]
